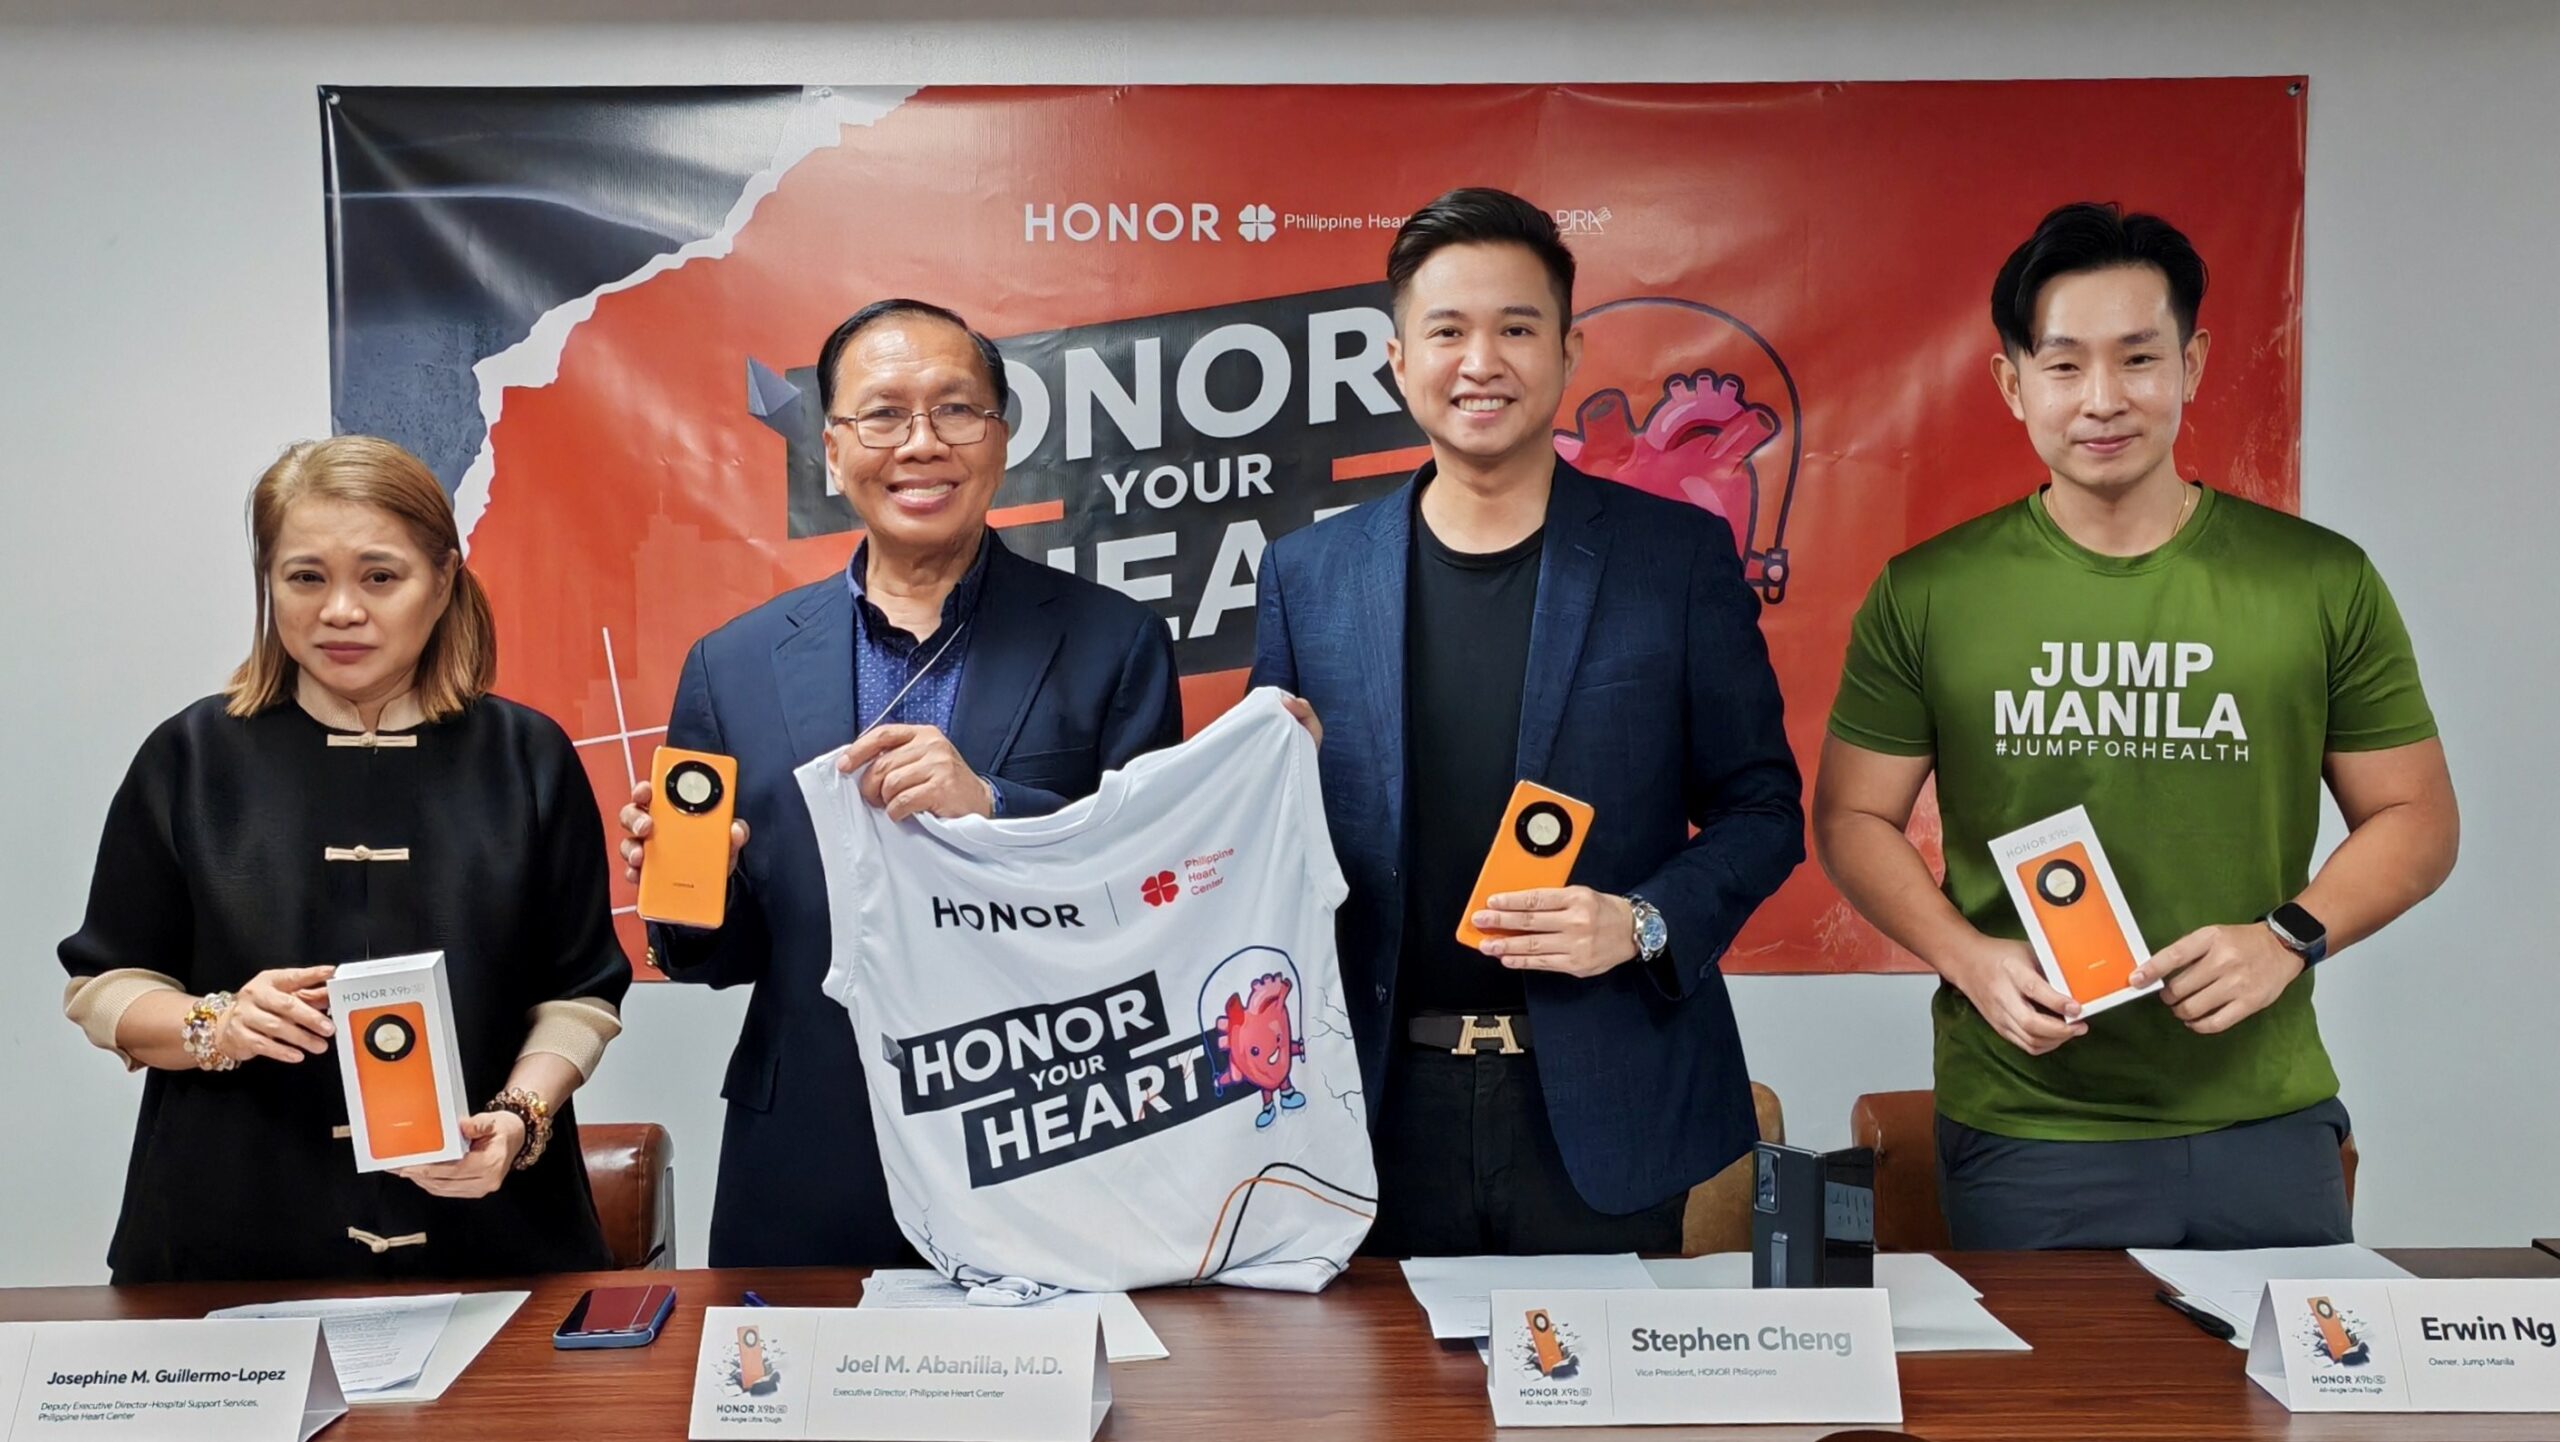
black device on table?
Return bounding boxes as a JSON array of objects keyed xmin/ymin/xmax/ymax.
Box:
[{"xmin": 1751, "ymin": 1143, "xmax": 1877, "ymax": 1289}]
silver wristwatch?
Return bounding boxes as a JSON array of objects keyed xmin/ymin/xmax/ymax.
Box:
[{"xmin": 1628, "ymin": 896, "xmax": 1669, "ymax": 963}]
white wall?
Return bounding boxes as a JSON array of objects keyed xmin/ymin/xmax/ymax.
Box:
[{"xmin": 2, "ymin": 0, "xmax": 2551, "ymax": 1286}]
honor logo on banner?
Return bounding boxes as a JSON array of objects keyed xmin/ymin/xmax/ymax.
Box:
[{"xmin": 1023, "ymin": 201, "xmax": 1229, "ymax": 243}]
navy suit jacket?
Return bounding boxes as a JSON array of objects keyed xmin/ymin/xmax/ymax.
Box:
[
  {"xmin": 1248, "ymin": 460, "xmax": 1804, "ymax": 1213},
  {"xmin": 648, "ymin": 538, "xmax": 1181, "ymax": 1266}
]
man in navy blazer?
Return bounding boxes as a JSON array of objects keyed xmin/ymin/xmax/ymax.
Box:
[
  {"xmin": 619, "ymin": 299, "xmax": 1180, "ymax": 1267},
  {"xmin": 1251, "ymin": 191, "xmax": 1802, "ymax": 1254}
]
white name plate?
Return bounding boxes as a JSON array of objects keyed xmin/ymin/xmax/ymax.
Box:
[
  {"xmin": 2249, "ymin": 1279, "xmax": 2560, "ymax": 1413},
  {"xmin": 0, "ymin": 1318, "xmax": 345, "ymax": 1442},
  {"xmin": 1488, "ymin": 1287, "xmax": 1900, "ymax": 1427},
  {"xmin": 688, "ymin": 1306, "xmax": 1107, "ymax": 1441}
]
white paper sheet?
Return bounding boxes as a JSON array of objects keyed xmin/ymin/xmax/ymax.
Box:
[
  {"xmin": 207, "ymin": 1291, "xmax": 525, "ymax": 1405},
  {"xmin": 376, "ymin": 1291, "xmax": 526, "ymax": 1403},
  {"xmin": 208, "ymin": 1293, "xmax": 456, "ymax": 1395},
  {"xmin": 856, "ymin": 1270, "xmax": 1168, "ymax": 1363},
  {"xmin": 1640, "ymin": 1252, "xmax": 2029, "ymax": 1353},
  {"xmin": 2130, "ymin": 1244, "xmax": 2413, "ymax": 1348},
  {"xmin": 1399, "ymin": 1254, "xmax": 1658, "ymax": 1340},
  {"xmin": 1643, "ymin": 1251, "xmax": 1978, "ymax": 1297}
]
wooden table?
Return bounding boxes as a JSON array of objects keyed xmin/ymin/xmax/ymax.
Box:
[
  {"xmin": 2537, "ymin": 1238, "xmax": 2559, "ymax": 1262},
  {"xmin": 5, "ymin": 1250, "xmax": 2556, "ymax": 1440}
]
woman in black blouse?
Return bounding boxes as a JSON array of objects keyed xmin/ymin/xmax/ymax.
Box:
[{"xmin": 60, "ymin": 435, "xmax": 629, "ymax": 1283}]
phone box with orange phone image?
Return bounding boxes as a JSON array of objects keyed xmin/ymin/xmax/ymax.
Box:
[
  {"xmin": 327, "ymin": 951, "xmax": 468, "ymax": 1172},
  {"xmin": 1988, "ymin": 805, "xmax": 2161, "ymax": 1018},
  {"xmin": 638, "ymin": 747, "xmax": 739, "ymax": 930},
  {"xmin": 1456, "ymin": 782, "xmax": 1597, "ymax": 951}
]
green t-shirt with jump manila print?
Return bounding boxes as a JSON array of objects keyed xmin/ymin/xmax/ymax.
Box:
[{"xmin": 1827, "ymin": 484, "xmax": 2437, "ymax": 1141}]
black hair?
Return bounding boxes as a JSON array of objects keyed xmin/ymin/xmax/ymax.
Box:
[
  {"xmin": 1386, "ymin": 187, "xmax": 1575, "ymax": 327},
  {"xmin": 815, "ymin": 298, "xmax": 1009, "ymax": 415},
  {"xmin": 1991, "ymin": 202, "xmax": 2209, "ymax": 357}
]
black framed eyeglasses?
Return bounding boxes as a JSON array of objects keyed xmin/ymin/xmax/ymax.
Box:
[{"xmin": 826, "ymin": 404, "xmax": 1005, "ymax": 449}]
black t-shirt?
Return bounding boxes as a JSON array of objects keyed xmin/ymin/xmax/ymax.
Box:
[{"xmin": 1398, "ymin": 499, "xmax": 1543, "ymax": 1018}]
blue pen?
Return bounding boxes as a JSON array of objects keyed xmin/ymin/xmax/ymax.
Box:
[{"xmin": 742, "ymin": 1291, "xmax": 770, "ymax": 1308}]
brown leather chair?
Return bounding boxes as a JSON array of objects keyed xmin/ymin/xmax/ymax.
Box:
[
  {"xmin": 1850, "ymin": 1090, "xmax": 1949, "ymax": 1252},
  {"xmin": 1850, "ymin": 1088, "xmax": 2361, "ymax": 1251},
  {"xmin": 581, "ymin": 1122, "xmax": 676, "ymax": 1270},
  {"xmin": 1680, "ymin": 1082, "xmax": 1785, "ymax": 1255}
]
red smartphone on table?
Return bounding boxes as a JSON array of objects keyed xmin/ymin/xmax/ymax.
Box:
[{"xmin": 553, "ymin": 1285, "xmax": 676, "ymax": 1350}]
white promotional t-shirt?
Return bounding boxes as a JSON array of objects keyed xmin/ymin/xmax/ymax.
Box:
[{"xmin": 798, "ymin": 686, "xmax": 1376, "ymax": 1295}]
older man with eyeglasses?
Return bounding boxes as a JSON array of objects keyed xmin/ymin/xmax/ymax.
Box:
[{"xmin": 618, "ymin": 298, "xmax": 1182, "ymax": 1267}]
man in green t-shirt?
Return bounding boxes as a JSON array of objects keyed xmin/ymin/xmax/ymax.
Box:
[{"xmin": 1814, "ymin": 202, "xmax": 2461, "ymax": 1249}]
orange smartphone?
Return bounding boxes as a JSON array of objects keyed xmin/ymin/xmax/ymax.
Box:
[
  {"xmin": 349, "ymin": 1002, "xmax": 444, "ymax": 1161},
  {"xmin": 737, "ymin": 1324, "xmax": 774, "ymax": 1393},
  {"xmin": 2015, "ymin": 841, "xmax": 2140, "ymax": 1004},
  {"xmin": 1457, "ymin": 782, "xmax": 1596, "ymax": 949},
  {"xmin": 1526, "ymin": 1308, "xmax": 1572, "ymax": 1376},
  {"xmin": 2309, "ymin": 1297, "xmax": 2360, "ymax": 1363},
  {"xmin": 638, "ymin": 747, "xmax": 738, "ymax": 929}
]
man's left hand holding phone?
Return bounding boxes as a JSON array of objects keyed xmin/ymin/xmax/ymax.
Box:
[{"xmin": 554, "ymin": 1285, "xmax": 678, "ymax": 1350}]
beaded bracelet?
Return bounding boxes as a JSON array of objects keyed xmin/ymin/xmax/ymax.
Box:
[
  {"xmin": 485, "ymin": 1086, "xmax": 553, "ymax": 1171},
  {"xmin": 181, "ymin": 992, "xmax": 239, "ymax": 1072}
]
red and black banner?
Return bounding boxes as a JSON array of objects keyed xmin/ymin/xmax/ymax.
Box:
[{"xmin": 323, "ymin": 81, "xmax": 2306, "ymax": 973}]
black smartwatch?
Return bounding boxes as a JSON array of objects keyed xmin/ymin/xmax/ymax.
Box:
[{"xmin": 2263, "ymin": 901, "xmax": 2329, "ymax": 967}]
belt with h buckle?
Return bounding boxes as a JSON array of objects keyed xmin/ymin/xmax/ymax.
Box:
[{"xmin": 1406, "ymin": 1012, "xmax": 1532, "ymax": 1055}]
